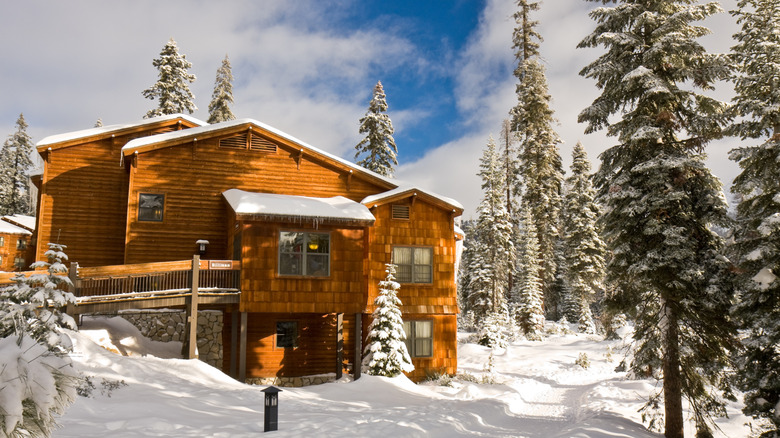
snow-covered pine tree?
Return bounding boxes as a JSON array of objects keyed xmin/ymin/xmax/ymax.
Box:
[
  {"xmin": 208, "ymin": 54, "xmax": 236, "ymax": 124},
  {"xmin": 0, "ymin": 243, "xmax": 78, "ymax": 436},
  {"xmin": 729, "ymin": 1, "xmax": 780, "ymax": 433},
  {"xmin": 94, "ymin": 118, "xmax": 103, "ymax": 128},
  {"xmin": 362, "ymin": 264, "xmax": 414, "ymax": 377},
  {"xmin": 467, "ymin": 136, "xmax": 514, "ymax": 324},
  {"xmin": 457, "ymin": 220, "xmax": 478, "ymax": 321},
  {"xmin": 142, "ymin": 38, "xmax": 197, "ymax": 119},
  {"xmin": 578, "ymin": 2, "xmax": 736, "ymax": 437},
  {"xmin": 512, "ymin": 207, "xmax": 545, "ymax": 339},
  {"xmin": 509, "ymin": 0, "xmax": 564, "ymax": 319},
  {"xmin": 561, "ymin": 143, "xmax": 606, "ymax": 334},
  {"xmin": 0, "ymin": 113, "xmax": 35, "ymax": 216},
  {"xmin": 354, "ymin": 81, "xmax": 398, "ymax": 177}
]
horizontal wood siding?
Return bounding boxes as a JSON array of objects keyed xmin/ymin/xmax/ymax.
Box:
[
  {"xmin": 0, "ymin": 233, "xmax": 33, "ymax": 272},
  {"xmin": 367, "ymin": 200, "xmax": 459, "ymax": 315},
  {"xmin": 240, "ymin": 223, "xmax": 367, "ymax": 314},
  {"xmin": 223, "ymin": 312, "xmax": 357, "ymax": 378},
  {"xmin": 125, "ymin": 132, "xmax": 386, "ymax": 265},
  {"xmin": 37, "ymin": 138, "xmax": 129, "ymax": 267}
]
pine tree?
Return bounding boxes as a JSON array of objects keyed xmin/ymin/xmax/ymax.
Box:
[
  {"xmin": 362, "ymin": 264, "xmax": 414, "ymax": 377},
  {"xmin": 354, "ymin": 81, "xmax": 398, "ymax": 177},
  {"xmin": 208, "ymin": 54, "xmax": 236, "ymax": 124},
  {"xmin": 142, "ymin": 38, "xmax": 197, "ymax": 118},
  {"xmin": 467, "ymin": 137, "xmax": 514, "ymax": 323},
  {"xmin": 512, "ymin": 207, "xmax": 545, "ymax": 339},
  {"xmin": 729, "ymin": 1, "xmax": 780, "ymax": 433},
  {"xmin": 0, "ymin": 243, "xmax": 78, "ymax": 436},
  {"xmin": 561, "ymin": 143, "xmax": 606, "ymax": 334},
  {"xmin": 0, "ymin": 113, "xmax": 35, "ymax": 216},
  {"xmin": 579, "ymin": 2, "xmax": 736, "ymax": 437},
  {"xmin": 509, "ymin": 0, "xmax": 564, "ymax": 318}
]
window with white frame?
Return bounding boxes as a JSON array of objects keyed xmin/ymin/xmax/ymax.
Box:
[
  {"xmin": 392, "ymin": 246, "xmax": 433, "ymax": 283},
  {"xmin": 403, "ymin": 320, "xmax": 433, "ymax": 358},
  {"xmin": 278, "ymin": 231, "xmax": 330, "ymax": 277}
]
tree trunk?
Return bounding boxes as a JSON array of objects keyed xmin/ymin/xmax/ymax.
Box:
[{"xmin": 663, "ymin": 304, "xmax": 684, "ymax": 438}]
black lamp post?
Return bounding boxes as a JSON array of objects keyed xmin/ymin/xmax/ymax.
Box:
[
  {"xmin": 262, "ymin": 386, "xmax": 282, "ymax": 432},
  {"xmin": 195, "ymin": 239, "xmax": 209, "ymax": 257}
]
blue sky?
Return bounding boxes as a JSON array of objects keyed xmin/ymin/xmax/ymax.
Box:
[{"xmin": 0, "ymin": 0, "xmax": 741, "ymax": 217}]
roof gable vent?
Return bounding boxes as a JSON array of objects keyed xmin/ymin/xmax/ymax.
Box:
[{"xmin": 391, "ymin": 204, "xmax": 410, "ymax": 220}]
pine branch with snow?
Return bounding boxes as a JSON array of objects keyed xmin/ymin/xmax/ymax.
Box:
[
  {"xmin": 142, "ymin": 38, "xmax": 197, "ymax": 119},
  {"xmin": 362, "ymin": 264, "xmax": 413, "ymax": 377}
]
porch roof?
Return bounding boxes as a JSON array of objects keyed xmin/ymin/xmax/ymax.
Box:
[{"xmin": 223, "ymin": 189, "xmax": 375, "ymax": 226}]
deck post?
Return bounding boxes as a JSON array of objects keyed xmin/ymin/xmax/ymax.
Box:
[
  {"xmin": 67, "ymin": 262, "xmax": 79, "ymax": 317},
  {"xmin": 239, "ymin": 311, "xmax": 248, "ymax": 382},
  {"xmin": 185, "ymin": 255, "xmax": 200, "ymax": 359},
  {"xmin": 354, "ymin": 312, "xmax": 362, "ymax": 380},
  {"xmin": 230, "ymin": 310, "xmax": 239, "ymax": 378},
  {"xmin": 336, "ymin": 313, "xmax": 344, "ymax": 379}
]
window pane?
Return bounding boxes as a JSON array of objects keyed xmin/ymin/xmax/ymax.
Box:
[
  {"xmin": 415, "ymin": 321, "xmax": 432, "ymax": 338},
  {"xmin": 138, "ymin": 193, "xmax": 164, "ymax": 222},
  {"xmin": 0, "ymin": 237, "xmax": 4, "ymax": 246},
  {"xmin": 414, "ymin": 247, "xmax": 432, "ymax": 265},
  {"xmin": 279, "ymin": 232, "xmax": 304, "ymax": 253},
  {"xmin": 306, "ymin": 254, "xmax": 329, "ymax": 276},
  {"xmin": 395, "ymin": 265, "xmax": 412, "ymax": 283},
  {"xmin": 276, "ymin": 321, "xmax": 297, "ymax": 348},
  {"xmin": 279, "ymin": 253, "xmax": 302, "ymax": 275},
  {"xmin": 416, "ymin": 338, "xmax": 433, "ymax": 357},
  {"xmin": 403, "ymin": 321, "xmax": 412, "ymax": 355},
  {"xmin": 413, "ymin": 265, "xmax": 432, "ymax": 283},
  {"xmin": 306, "ymin": 233, "xmax": 329, "ymax": 254},
  {"xmin": 392, "ymin": 247, "xmax": 412, "ymax": 265}
]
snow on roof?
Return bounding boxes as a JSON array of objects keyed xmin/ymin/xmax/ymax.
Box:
[
  {"xmin": 123, "ymin": 118, "xmax": 396, "ymax": 182},
  {"xmin": 0, "ymin": 219, "xmax": 31, "ymax": 235},
  {"xmin": 361, "ymin": 186, "xmax": 464, "ymax": 211},
  {"xmin": 36, "ymin": 114, "xmax": 207, "ymax": 148},
  {"xmin": 1, "ymin": 215, "xmax": 35, "ymax": 231},
  {"xmin": 223, "ymin": 189, "xmax": 375, "ymax": 224}
]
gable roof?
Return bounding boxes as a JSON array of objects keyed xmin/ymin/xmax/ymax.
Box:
[
  {"xmin": 36, "ymin": 114, "xmax": 206, "ymax": 152},
  {"xmin": 223, "ymin": 189, "xmax": 375, "ymax": 226},
  {"xmin": 0, "ymin": 219, "xmax": 31, "ymax": 236},
  {"xmin": 1, "ymin": 215, "xmax": 35, "ymax": 233},
  {"xmin": 361, "ymin": 186, "xmax": 464, "ymax": 215}
]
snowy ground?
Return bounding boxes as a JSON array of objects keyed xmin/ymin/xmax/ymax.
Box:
[{"xmin": 54, "ymin": 317, "xmax": 755, "ymax": 437}]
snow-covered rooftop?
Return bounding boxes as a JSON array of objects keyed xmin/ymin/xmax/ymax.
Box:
[
  {"xmin": 1, "ymin": 215, "xmax": 35, "ymax": 232},
  {"xmin": 223, "ymin": 189, "xmax": 375, "ymax": 224},
  {"xmin": 0, "ymin": 219, "xmax": 31, "ymax": 235},
  {"xmin": 122, "ymin": 118, "xmax": 396, "ymax": 186},
  {"xmin": 36, "ymin": 114, "xmax": 206, "ymax": 149},
  {"xmin": 361, "ymin": 186, "xmax": 464, "ymax": 211}
]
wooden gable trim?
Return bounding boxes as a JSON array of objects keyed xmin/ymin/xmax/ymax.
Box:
[
  {"xmin": 37, "ymin": 117, "xmax": 201, "ymax": 153},
  {"xmin": 363, "ymin": 190, "xmax": 464, "ymax": 217}
]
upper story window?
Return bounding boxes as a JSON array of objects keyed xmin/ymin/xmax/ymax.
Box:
[
  {"xmin": 278, "ymin": 231, "xmax": 330, "ymax": 277},
  {"xmin": 392, "ymin": 246, "xmax": 433, "ymax": 283},
  {"xmin": 403, "ymin": 320, "xmax": 433, "ymax": 358},
  {"xmin": 0, "ymin": 236, "xmax": 4, "ymax": 247},
  {"xmin": 16, "ymin": 239, "xmax": 26, "ymax": 250},
  {"xmin": 138, "ymin": 193, "xmax": 165, "ymax": 222}
]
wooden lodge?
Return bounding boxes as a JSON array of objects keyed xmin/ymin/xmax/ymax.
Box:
[
  {"xmin": 0, "ymin": 215, "xmax": 35, "ymax": 272},
  {"xmin": 29, "ymin": 114, "xmax": 464, "ymax": 382}
]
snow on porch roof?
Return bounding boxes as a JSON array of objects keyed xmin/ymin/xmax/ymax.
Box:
[{"xmin": 223, "ymin": 189, "xmax": 375, "ymax": 225}]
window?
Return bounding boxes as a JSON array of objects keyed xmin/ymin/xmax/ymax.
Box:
[
  {"xmin": 392, "ymin": 247, "xmax": 433, "ymax": 283},
  {"xmin": 403, "ymin": 320, "xmax": 433, "ymax": 358},
  {"xmin": 0, "ymin": 236, "xmax": 4, "ymax": 247},
  {"xmin": 278, "ymin": 231, "xmax": 330, "ymax": 276},
  {"xmin": 276, "ymin": 321, "xmax": 298, "ymax": 348},
  {"xmin": 13, "ymin": 257, "xmax": 25, "ymax": 270},
  {"xmin": 16, "ymin": 239, "xmax": 26, "ymax": 250},
  {"xmin": 138, "ymin": 193, "xmax": 164, "ymax": 222},
  {"xmin": 0, "ymin": 255, "xmax": 3, "ymax": 265}
]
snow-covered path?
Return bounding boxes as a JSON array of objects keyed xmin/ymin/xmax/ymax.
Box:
[{"xmin": 53, "ymin": 318, "xmax": 752, "ymax": 437}]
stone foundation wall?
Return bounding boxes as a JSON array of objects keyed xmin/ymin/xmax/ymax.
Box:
[
  {"xmin": 118, "ymin": 310, "xmax": 223, "ymax": 369},
  {"xmin": 245, "ymin": 373, "xmax": 337, "ymax": 387}
]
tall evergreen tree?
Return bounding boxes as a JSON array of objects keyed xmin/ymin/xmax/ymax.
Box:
[
  {"xmin": 355, "ymin": 81, "xmax": 398, "ymax": 177},
  {"xmin": 467, "ymin": 137, "xmax": 514, "ymax": 323},
  {"xmin": 509, "ymin": 0, "xmax": 564, "ymax": 318},
  {"xmin": 362, "ymin": 264, "xmax": 414, "ymax": 377},
  {"xmin": 208, "ymin": 54, "xmax": 236, "ymax": 124},
  {"xmin": 729, "ymin": 1, "xmax": 780, "ymax": 434},
  {"xmin": 142, "ymin": 38, "xmax": 197, "ymax": 118},
  {"xmin": 0, "ymin": 113, "xmax": 35, "ymax": 216},
  {"xmin": 561, "ymin": 143, "xmax": 606, "ymax": 334},
  {"xmin": 579, "ymin": 2, "xmax": 736, "ymax": 437},
  {"xmin": 512, "ymin": 207, "xmax": 545, "ymax": 339}
]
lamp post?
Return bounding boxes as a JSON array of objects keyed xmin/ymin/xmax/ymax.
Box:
[
  {"xmin": 262, "ymin": 386, "xmax": 282, "ymax": 432},
  {"xmin": 195, "ymin": 239, "xmax": 209, "ymax": 257}
]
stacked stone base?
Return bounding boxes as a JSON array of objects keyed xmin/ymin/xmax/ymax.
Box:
[
  {"xmin": 117, "ymin": 309, "xmax": 223, "ymax": 369},
  {"xmin": 246, "ymin": 373, "xmax": 337, "ymax": 387}
]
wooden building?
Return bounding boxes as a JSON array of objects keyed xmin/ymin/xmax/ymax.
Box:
[
  {"xmin": 0, "ymin": 215, "xmax": 34, "ymax": 272},
  {"xmin": 33, "ymin": 116, "xmax": 463, "ymax": 382}
]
